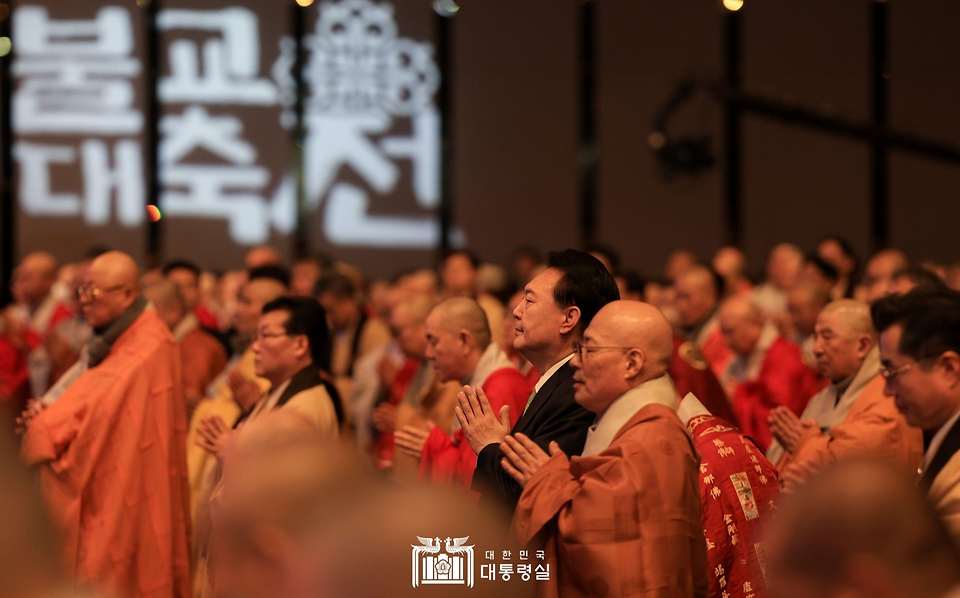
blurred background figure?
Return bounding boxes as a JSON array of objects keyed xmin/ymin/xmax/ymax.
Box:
[
  {"xmin": 817, "ymin": 235, "xmax": 860, "ymax": 300},
  {"xmin": 766, "ymin": 460, "xmax": 960, "ymax": 598},
  {"xmin": 754, "ymin": 243, "xmax": 805, "ymax": 319}
]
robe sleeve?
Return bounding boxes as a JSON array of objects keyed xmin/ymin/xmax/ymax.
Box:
[
  {"xmin": 20, "ymin": 388, "xmax": 90, "ymax": 466},
  {"xmin": 511, "ymin": 451, "xmax": 575, "ymax": 546},
  {"xmin": 419, "ymin": 426, "xmax": 455, "ymax": 481}
]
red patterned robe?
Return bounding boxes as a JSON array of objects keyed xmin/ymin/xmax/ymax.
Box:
[{"xmin": 687, "ymin": 413, "xmax": 780, "ymax": 598}]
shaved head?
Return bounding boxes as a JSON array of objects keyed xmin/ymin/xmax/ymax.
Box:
[
  {"xmin": 143, "ymin": 279, "xmax": 186, "ymax": 331},
  {"xmin": 573, "ymin": 300, "xmax": 674, "ymax": 415},
  {"xmin": 80, "ymin": 251, "xmax": 141, "ymax": 329},
  {"xmin": 767, "ymin": 461, "xmax": 960, "ymax": 598},
  {"xmin": 712, "ymin": 246, "xmax": 747, "ymax": 279},
  {"xmin": 430, "ymin": 297, "xmax": 492, "ymax": 350},
  {"xmin": 425, "ymin": 297, "xmax": 493, "ymax": 382},
  {"xmin": 719, "ymin": 295, "xmax": 765, "ymax": 357},
  {"xmin": 821, "ymin": 299, "xmax": 875, "ymax": 338}
]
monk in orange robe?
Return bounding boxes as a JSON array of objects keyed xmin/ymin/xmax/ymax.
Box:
[
  {"xmin": 145, "ymin": 280, "xmax": 228, "ymax": 418},
  {"xmin": 766, "ymin": 300, "xmax": 923, "ymax": 488},
  {"xmin": 505, "ymin": 302, "xmax": 708, "ymax": 598},
  {"xmin": 18, "ymin": 251, "xmax": 190, "ymax": 598}
]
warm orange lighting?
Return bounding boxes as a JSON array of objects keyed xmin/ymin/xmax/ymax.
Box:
[
  {"xmin": 723, "ymin": 0, "xmax": 744, "ymax": 11},
  {"xmin": 147, "ymin": 205, "xmax": 162, "ymax": 222},
  {"xmin": 296, "ymin": 0, "xmax": 314, "ymax": 6}
]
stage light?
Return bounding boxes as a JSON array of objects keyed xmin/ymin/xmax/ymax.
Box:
[
  {"xmin": 433, "ymin": 0, "xmax": 459, "ymax": 18},
  {"xmin": 723, "ymin": 0, "xmax": 744, "ymax": 11},
  {"xmin": 0, "ymin": 37, "xmax": 10, "ymax": 57},
  {"xmin": 147, "ymin": 205, "xmax": 162, "ymax": 222},
  {"xmin": 296, "ymin": 0, "xmax": 315, "ymax": 6}
]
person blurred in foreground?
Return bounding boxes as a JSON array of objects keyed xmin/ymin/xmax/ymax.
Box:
[{"xmin": 766, "ymin": 460, "xmax": 960, "ymax": 598}]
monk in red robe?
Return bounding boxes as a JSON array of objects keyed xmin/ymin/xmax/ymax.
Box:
[
  {"xmin": 18, "ymin": 251, "xmax": 190, "ymax": 598},
  {"xmin": 505, "ymin": 301, "xmax": 708, "ymax": 597},
  {"xmin": 675, "ymin": 265, "xmax": 735, "ymax": 381},
  {"xmin": 670, "ymin": 335, "xmax": 736, "ymax": 425},
  {"xmin": 0, "ymin": 334, "xmax": 29, "ymax": 422},
  {"xmin": 719, "ymin": 295, "xmax": 820, "ymax": 451},
  {"xmin": 678, "ymin": 393, "xmax": 779, "ymax": 598},
  {"xmin": 394, "ymin": 297, "xmax": 531, "ymax": 496},
  {"xmin": 145, "ymin": 279, "xmax": 228, "ymax": 418}
]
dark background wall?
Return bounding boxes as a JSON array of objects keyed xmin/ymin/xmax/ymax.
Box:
[{"xmin": 4, "ymin": 0, "xmax": 959, "ymax": 289}]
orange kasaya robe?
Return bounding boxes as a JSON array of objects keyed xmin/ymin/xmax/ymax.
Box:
[
  {"xmin": 779, "ymin": 375, "xmax": 923, "ymax": 476},
  {"xmin": 512, "ymin": 404, "xmax": 709, "ymax": 598},
  {"xmin": 687, "ymin": 412, "xmax": 780, "ymax": 598},
  {"xmin": 20, "ymin": 309, "xmax": 191, "ymax": 598},
  {"xmin": 178, "ymin": 326, "xmax": 227, "ymax": 417}
]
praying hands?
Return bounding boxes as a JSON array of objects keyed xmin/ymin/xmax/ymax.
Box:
[
  {"xmin": 456, "ymin": 385, "xmax": 511, "ymax": 455},
  {"xmin": 500, "ymin": 434, "xmax": 564, "ymax": 487},
  {"xmin": 768, "ymin": 406, "xmax": 817, "ymax": 453}
]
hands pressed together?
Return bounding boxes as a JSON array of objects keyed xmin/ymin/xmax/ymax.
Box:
[
  {"xmin": 15, "ymin": 398, "xmax": 45, "ymax": 435},
  {"xmin": 227, "ymin": 370, "xmax": 262, "ymax": 413},
  {"xmin": 394, "ymin": 422, "xmax": 435, "ymax": 460},
  {"xmin": 196, "ymin": 415, "xmax": 234, "ymax": 463},
  {"xmin": 768, "ymin": 406, "xmax": 817, "ymax": 453},
  {"xmin": 456, "ymin": 385, "xmax": 511, "ymax": 455}
]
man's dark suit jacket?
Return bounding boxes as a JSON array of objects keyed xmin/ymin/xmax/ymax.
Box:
[{"xmin": 471, "ymin": 361, "xmax": 596, "ymax": 512}]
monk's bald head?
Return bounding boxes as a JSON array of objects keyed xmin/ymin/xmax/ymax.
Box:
[
  {"xmin": 429, "ymin": 297, "xmax": 491, "ymax": 350},
  {"xmin": 573, "ymin": 300, "xmax": 674, "ymax": 415},
  {"xmin": 767, "ymin": 461, "xmax": 960, "ymax": 598},
  {"xmin": 814, "ymin": 300, "xmax": 876, "ymax": 382},
  {"xmin": 820, "ymin": 299, "xmax": 875, "ymax": 338},
  {"xmin": 719, "ymin": 295, "xmax": 765, "ymax": 357},
  {"xmin": 80, "ymin": 251, "xmax": 141, "ymax": 329},
  {"xmin": 143, "ymin": 279, "xmax": 186, "ymax": 331}
]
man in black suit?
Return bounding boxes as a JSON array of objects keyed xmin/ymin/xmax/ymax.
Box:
[
  {"xmin": 459, "ymin": 248, "xmax": 620, "ymax": 513},
  {"xmin": 872, "ymin": 288, "xmax": 960, "ymax": 543}
]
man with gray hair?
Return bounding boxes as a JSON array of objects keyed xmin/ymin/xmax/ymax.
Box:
[{"xmin": 767, "ymin": 299, "xmax": 922, "ymax": 488}]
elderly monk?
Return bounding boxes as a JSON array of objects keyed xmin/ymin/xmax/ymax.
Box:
[
  {"xmin": 461, "ymin": 249, "xmax": 618, "ymax": 515},
  {"xmin": 394, "ymin": 297, "xmax": 532, "ymax": 495},
  {"xmin": 766, "ymin": 461, "xmax": 960, "ymax": 598},
  {"xmin": 678, "ymin": 393, "xmax": 779, "ymax": 598},
  {"xmin": 5, "ymin": 251, "xmax": 74, "ymax": 397},
  {"xmin": 505, "ymin": 301, "xmax": 708, "ymax": 598},
  {"xmin": 862, "ymin": 248, "xmax": 909, "ymax": 303},
  {"xmin": 720, "ymin": 295, "xmax": 819, "ymax": 451},
  {"xmin": 675, "ymin": 265, "xmax": 734, "ymax": 380},
  {"xmin": 184, "ymin": 273, "xmax": 285, "ymax": 530},
  {"xmin": 145, "ymin": 280, "xmax": 227, "ymax": 419},
  {"xmin": 767, "ymin": 300, "xmax": 922, "ymax": 487},
  {"xmin": 18, "ymin": 251, "xmax": 190, "ymax": 598},
  {"xmin": 873, "ymin": 289, "xmax": 960, "ymax": 543}
]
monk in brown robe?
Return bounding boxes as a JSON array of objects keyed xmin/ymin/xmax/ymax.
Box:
[
  {"xmin": 145, "ymin": 280, "xmax": 227, "ymax": 419},
  {"xmin": 18, "ymin": 251, "xmax": 190, "ymax": 598},
  {"xmin": 504, "ymin": 301, "xmax": 708, "ymax": 598}
]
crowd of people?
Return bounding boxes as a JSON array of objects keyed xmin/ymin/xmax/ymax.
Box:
[{"xmin": 2, "ymin": 237, "xmax": 960, "ymax": 598}]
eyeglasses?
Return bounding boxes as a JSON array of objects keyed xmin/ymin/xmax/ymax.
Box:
[
  {"xmin": 76, "ymin": 284, "xmax": 126, "ymax": 300},
  {"xmin": 879, "ymin": 362, "xmax": 913, "ymax": 381},
  {"xmin": 252, "ymin": 331, "xmax": 294, "ymax": 343},
  {"xmin": 573, "ymin": 342, "xmax": 635, "ymax": 361}
]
